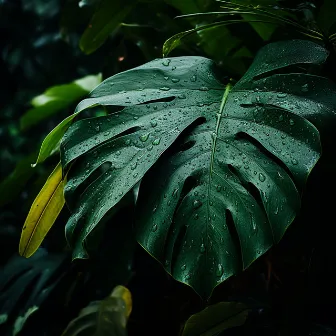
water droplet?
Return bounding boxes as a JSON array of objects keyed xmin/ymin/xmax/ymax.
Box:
[
  {"xmin": 172, "ymin": 188, "xmax": 179, "ymax": 198},
  {"xmin": 131, "ymin": 162, "xmax": 137, "ymax": 170},
  {"xmin": 278, "ymin": 114, "xmax": 284, "ymax": 121},
  {"xmin": 125, "ymin": 139, "xmax": 131, "ymax": 145},
  {"xmin": 104, "ymin": 131, "xmax": 110, "ymax": 136},
  {"xmin": 185, "ymin": 274, "xmax": 191, "ymax": 280},
  {"xmin": 274, "ymin": 206, "xmax": 279, "ymax": 215},
  {"xmin": 133, "ymin": 116, "xmax": 139, "ymax": 120},
  {"xmin": 200, "ymin": 86, "xmax": 209, "ymax": 91},
  {"xmin": 216, "ymin": 264, "xmax": 223, "ymax": 277},
  {"xmin": 95, "ymin": 125, "xmax": 100, "ymax": 132},
  {"xmin": 289, "ymin": 119, "xmax": 295, "ymax": 126},
  {"xmin": 152, "ymin": 138, "xmax": 161, "ymax": 145},
  {"xmin": 116, "ymin": 150, "xmax": 121, "ymax": 156},
  {"xmin": 150, "ymin": 120, "xmax": 157, "ymax": 127},
  {"xmin": 160, "ymin": 87, "xmax": 170, "ymax": 91},
  {"xmin": 200, "ymin": 244, "xmax": 205, "ymax": 253},
  {"xmin": 171, "ymin": 66, "xmax": 176, "ymax": 70},
  {"xmin": 162, "ymin": 59, "xmax": 171, "ymax": 66},
  {"xmin": 291, "ymin": 158, "xmax": 298, "ymax": 165},
  {"xmin": 165, "ymin": 260, "xmax": 169, "ymax": 266},
  {"xmin": 152, "ymin": 224, "xmax": 158, "ymax": 232},
  {"xmin": 301, "ymin": 84, "xmax": 309, "ymax": 92},
  {"xmin": 133, "ymin": 172, "xmax": 138, "ymax": 178},
  {"xmin": 216, "ymin": 185, "xmax": 222, "ymax": 192},
  {"xmin": 147, "ymin": 145, "xmax": 153, "ymax": 151},
  {"xmin": 277, "ymin": 92, "xmax": 287, "ymax": 98},
  {"xmin": 152, "ymin": 206, "xmax": 157, "ymax": 213},
  {"xmin": 193, "ymin": 200, "xmax": 202, "ymax": 209},
  {"xmin": 164, "ymin": 76, "xmax": 169, "ymax": 80},
  {"xmin": 139, "ymin": 133, "xmax": 149, "ymax": 142},
  {"xmin": 181, "ymin": 264, "xmax": 186, "ymax": 271},
  {"xmin": 171, "ymin": 78, "xmax": 180, "ymax": 83},
  {"xmin": 194, "ymin": 213, "xmax": 199, "ymax": 220},
  {"xmin": 259, "ymin": 173, "xmax": 266, "ymax": 182},
  {"xmin": 178, "ymin": 94, "xmax": 186, "ymax": 99},
  {"xmin": 190, "ymin": 75, "xmax": 197, "ymax": 82}
]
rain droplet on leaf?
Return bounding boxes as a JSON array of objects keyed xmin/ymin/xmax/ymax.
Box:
[
  {"xmin": 152, "ymin": 138, "xmax": 161, "ymax": 145},
  {"xmin": 259, "ymin": 173, "xmax": 266, "ymax": 182},
  {"xmin": 152, "ymin": 224, "xmax": 158, "ymax": 232},
  {"xmin": 193, "ymin": 200, "xmax": 202, "ymax": 209},
  {"xmin": 162, "ymin": 59, "xmax": 171, "ymax": 66},
  {"xmin": 139, "ymin": 133, "xmax": 149, "ymax": 142},
  {"xmin": 216, "ymin": 264, "xmax": 223, "ymax": 277}
]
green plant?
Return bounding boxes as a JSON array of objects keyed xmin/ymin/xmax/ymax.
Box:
[{"xmin": 3, "ymin": 1, "xmax": 336, "ymax": 336}]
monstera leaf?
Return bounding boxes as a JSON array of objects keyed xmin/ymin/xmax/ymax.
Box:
[{"xmin": 60, "ymin": 39, "xmax": 336, "ymax": 297}]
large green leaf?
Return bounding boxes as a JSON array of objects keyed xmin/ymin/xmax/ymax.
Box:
[{"xmin": 60, "ymin": 40, "xmax": 336, "ymax": 298}]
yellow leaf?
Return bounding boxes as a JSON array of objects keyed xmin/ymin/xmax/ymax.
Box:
[{"xmin": 19, "ymin": 162, "xmax": 66, "ymax": 258}]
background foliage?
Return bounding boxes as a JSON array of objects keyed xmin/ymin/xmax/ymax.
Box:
[{"xmin": 1, "ymin": 0, "xmax": 336, "ymax": 335}]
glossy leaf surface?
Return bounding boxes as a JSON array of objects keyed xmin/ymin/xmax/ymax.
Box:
[{"xmin": 61, "ymin": 40, "xmax": 336, "ymax": 297}]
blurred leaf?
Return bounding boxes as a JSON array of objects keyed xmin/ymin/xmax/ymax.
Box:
[
  {"xmin": 0, "ymin": 249, "xmax": 67, "ymax": 335},
  {"xmin": 20, "ymin": 74, "xmax": 102, "ymax": 130},
  {"xmin": 182, "ymin": 302, "xmax": 249, "ymax": 336},
  {"xmin": 61, "ymin": 285, "xmax": 132, "ymax": 336},
  {"xmin": 19, "ymin": 162, "xmax": 66, "ymax": 258},
  {"xmin": 0, "ymin": 152, "xmax": 37, "ymax": 207},
  {"xmin": 164, "ymin": 0, "xmax": 207, "ymax": 14},
  {"xmin": 80, "ymin": 0, "xmax": 137, "ymax": 54},
  {"xmin": 317, "ymin": 0, "xmax": 336, "ymax": 35}
]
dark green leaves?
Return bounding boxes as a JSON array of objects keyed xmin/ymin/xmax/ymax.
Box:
[
  {"xmin": 182, "ymin": 302, "xmax": 249, "ymax": 336},
  {"xmin": 0, "ymin": 249, "xmax": 67, "ymax": 335},
  {"xmin": 80, "ymin": 0, "xmax": 136, "ymax": 54},
  {"xmin": 60, "ymin": 40, "xmax": 336, "ymax": 298}
]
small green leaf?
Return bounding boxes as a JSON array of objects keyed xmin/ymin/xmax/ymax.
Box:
[
  {"xmin": 79, "ymin": 0, "xmax": 136, "ymax": 54},
  {"xmin": 182, "ymin": 302, "xmax": 249, "ymax": 336},
  {"xmin": 20, "ymin": 74, "xmax": 102, "ymax": 130},
  {"xmin": 31, "ymin": 75, "xmax": 102, "ymax": 166},
  {"xmin": 61, "ymin": 285, "xmax": 132, "ymax": 336}
]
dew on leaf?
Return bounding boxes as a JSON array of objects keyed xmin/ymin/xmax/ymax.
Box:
[
  {"xmin": 171, "ymin": 78, "xmax": 180, "ymax": 83},
  {"xmin": 139, "ymin": 133, "xmax": 149, "ymax": 142},
  {"xmin": 216, "ymin": 264, "xmax": 223, "ymax": 277},
  {"xmin": 152, "ymin": 224, "xmax": 158, "ymax": 232},
  {"xmin": 259, "ymin": 173, "xmax": 266, "ymax": 182},
  {"xmin": 160, "ymin": 87, "xmax": 170, "ymax": 91},
  {"xmin": 193, "ymin": 200, "xmax": 202, "ymax": 209},
  {"xmin": 277, "ymin": 93, "xmax": 287, "ymax": 98},
  {"xmin": 95, "ymin": 125, "xmax": 100, "ymax": 132},
  {"xmin": 291, "ymin": 158, "xmax": 298, "ymax": 165},
  {"xmin": 190, "ymin": 75, "xmax": 197, "ymax": 82},
  {"xmin": 289, "ymin": 119, "xmax": 295, "ymax": 126},
  {"xmin": 162, "ymin": 59, "xmax": 171, "ymax": 66},
  {"xmin": 150, "ymin": 120, "xmax": 157, "ymax": 127},
  {"xmin": 152, "ymin": 138, "xmax": 161, "ymax": 145},
  {"xmin": 301, "ymin": 83, "xmax": 309, "ymax": 92},
  {"xmin": 181, "ymin": 264, "xmax": 186, "ymax": 271}
]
